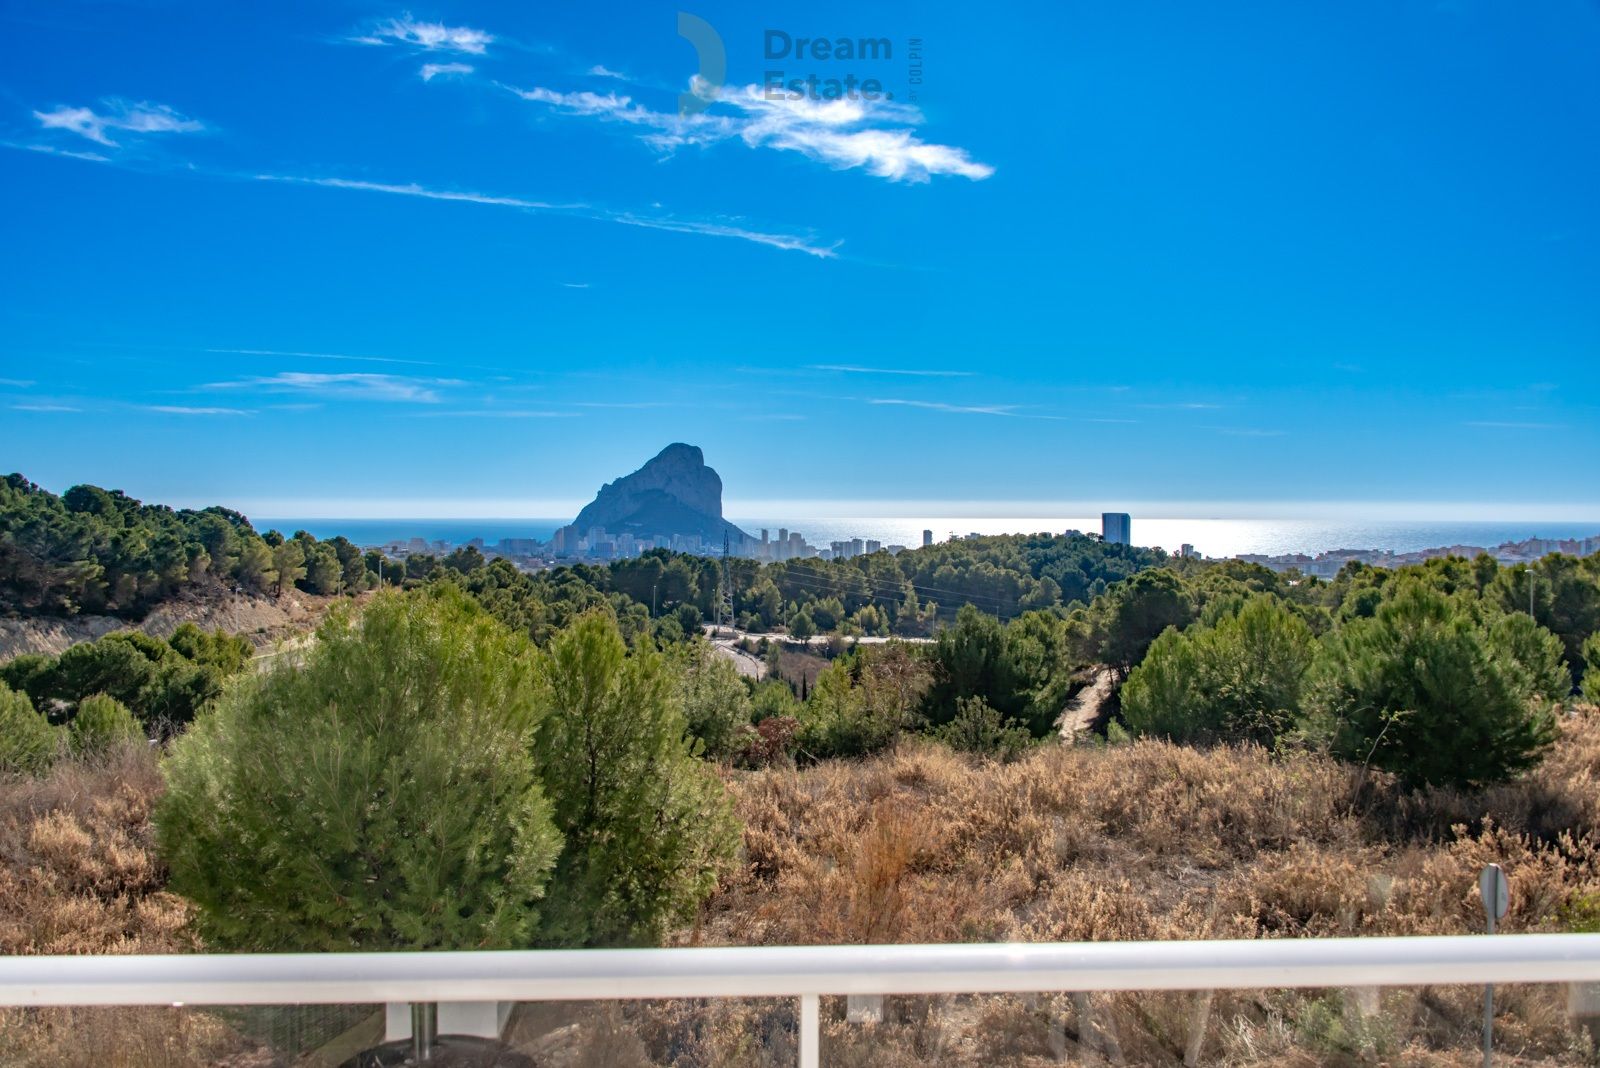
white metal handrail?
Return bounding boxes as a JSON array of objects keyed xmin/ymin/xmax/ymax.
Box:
[
  {"xmin": 6, "ymin": 936, "xmax": 1599, "ymax": 1068},
  {"xmin": 3, "ymin": 934, "xmax": 1600, "ymax": 1005}
]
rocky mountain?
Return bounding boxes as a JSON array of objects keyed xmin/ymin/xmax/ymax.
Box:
[{"xmin": 560, "ymin": 444, "xmax": 752, "ymax": 548}]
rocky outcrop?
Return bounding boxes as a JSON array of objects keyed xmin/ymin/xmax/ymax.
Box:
[{"xmin": 561, "ymin": 443, "xmax": 751, "ymax": 547}]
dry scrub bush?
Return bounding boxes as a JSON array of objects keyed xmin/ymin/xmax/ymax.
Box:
[
  {"xmin": 0, "ymin": 740, "xmax": 190, "ymax": 955},
  {"xmin": 639, "ymin": 712, "xmax": 1600, "ymax": 1065},
  {"xmin": 0, "ymin": 743, "xmax": 272, "ymax": 1067}
]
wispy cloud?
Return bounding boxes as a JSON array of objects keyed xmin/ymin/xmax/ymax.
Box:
[
  {"xmin": 811, "ymin": 364, "xmax": 974, "ymax": 377},
  {"xmin": 144, "ymin": 405, "xmax": 254, "ymax": 416},
  {"xmin": 418, "ymin": 409, "xmax": 580, "ymax": 418},
  {"xmin": 1202, "ymin": 426, "xmax": 1286, "ymax": 437},
  {"xmin": 204, "ymin": 372, "xmax": 460, "ymax": 403},
  {"xmin": 354, "ymin": 16, "xmax": 493, "ymax": 55},
  {"xmin": 1136, "ymin": 402, "xmax": 1224, "ymax": 410},
  {"xmin": 504, "ymin": 77, "xmax": 993, "ymax": 184},
  {"xmin": 255, "ymin": 174, "xmax": 560, "ymax": 210},
  {"xmin": 1465, "ymin": 420, "xmax": 1566, "ymax": 430},
  {"xmin": 207, "ymin": 347, "xmax": 437, "ymax": 367},
  {"xmin": 609, "ymin": 211, "xmax": 839, "ymax": 257},
  {"xmin": 573, "ymin": 401, "xmax": 668, "ymax": 409},
  {"xmin": 869, "ymin": 399, "xmax": 1019, "ymax": 416},
  {"xmin": 0, "ymin": 378, "xmax": 35, "ymax": 388},
  {"xmin": 561, "ymin": 282, "xmax": 590, "ymax": 289},
  {"xmin": 6, "ymin": 141, "xmax": 111, "ymax": 163},
  {"xmin": 255, "ymin": 173, "xmax": 839, "ymax": 258},
  {"xmin": 11, "ymin": 403, "xmax": 80, "ymax": 412},
  {"xmin": 588, "ymin": 65, "xmax": 627, "ymax": 80},
  {"xmin": 420, "ymin": 62, "xmax": 474, "ymax": 82},
  {"xmin": 34, "ymin": 99, "xmax": 203, "ymax": 148}
]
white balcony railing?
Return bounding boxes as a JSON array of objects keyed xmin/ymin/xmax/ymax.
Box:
[{"xmin": 4, "ymin": 934, "xmax": 1600, "ymax": 1066}]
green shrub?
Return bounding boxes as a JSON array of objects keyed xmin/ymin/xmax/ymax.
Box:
[
  {"xmin": 533, "ymin": 610, "xmax": 739, "ymax": 946},
  {"xmin": 1091, "ymin": 569, "xmax": 1197, "ymax": 675},
  {"xmin": 0, "ymin": 681, "xmax": 56, "ymax": 774},
  {"xmin": 1312, "ymin": 583, "xmax": 1562, "ymax": 788},
  {"xmin": 674, "ymin": 641, "xmax": 753, "ymax": 759},
  {"xmin": 787, "ymin": 609, "xmax": 817, "ymax": 641},
  {"xmin": 69, "ymin": 693, "xmax": 142, "ymax": 755},
  {"xmin": 797, "ymin": 644, "xmax": 931, "ymax": 759},
  {"xmin": 935, "ymin": 696, "xmax": 1033, "ymax": 760},
  {"xmin": 750, "ymin": 678, "xmax": 801, "ymax": 722},
  {"xmin": 1123, "ymin": 595, "xmax": 1317, "ymax": 746},
  {"xmin": 5, "ymin": 627, "xmax": 250, "ymax": 731},
  {"xmin": 156, "ymin": 590, "xmax": 562, "ymax": 951}
]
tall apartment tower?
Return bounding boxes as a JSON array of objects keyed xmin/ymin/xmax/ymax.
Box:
[
  {"xmin": 1102, "ymin": 512, "xmax": 1132, "ymax": 546},
  {"xmin": 922, "ymin": 529, "xmax": 933, "ymax": 548}
]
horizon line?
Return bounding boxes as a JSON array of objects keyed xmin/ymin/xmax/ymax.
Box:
[{"xmin": 227, "ymin": 499, "xmax": 1600, "ymax": 524}]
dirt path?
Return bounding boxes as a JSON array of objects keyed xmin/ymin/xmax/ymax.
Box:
[{"xmin": 1059, "ymin": 667, "xmax": 1117, "ymax": 738}]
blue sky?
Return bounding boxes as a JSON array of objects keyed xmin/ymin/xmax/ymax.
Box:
[{"xmin": 1, "ymin": 0, "xmax": 1597, "ymax": 519}]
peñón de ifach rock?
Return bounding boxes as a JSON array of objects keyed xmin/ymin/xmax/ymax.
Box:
[{"xmin": 559, "ymin": 444, "xmax": 751, "ymax": 549}]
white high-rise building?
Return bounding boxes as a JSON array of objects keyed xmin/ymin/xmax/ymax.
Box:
[{"xmin": 922, "ymin": 529, "xmax": 933, "ymax": 548}]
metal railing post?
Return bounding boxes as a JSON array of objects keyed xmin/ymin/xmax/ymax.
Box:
[
  {"xmin": 410, "ymin": 1001, "xmax": 436, "ymax": 1061},
  {"xmin": 799, "ymin": 992, "xmax": 820, "ymax": 1068}
]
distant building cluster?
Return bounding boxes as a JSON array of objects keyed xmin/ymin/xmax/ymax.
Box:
[
  {"xmin": 1241, "ymin": 534, "xmax": 1600, "ymax": 578},
  {"xmin": 753, "ymin": 528, "xmax": 817, "ymax": 561},
  {"xmin": 363, "ymin": 512, "xmax": 1599, "ymax": 581},
  {"xmin": 549, "ymin": 526, "xmax": 713, "ymax": 561}
]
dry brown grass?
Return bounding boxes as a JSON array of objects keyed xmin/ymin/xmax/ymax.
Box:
[
  {"xmin": 0, "ymin": 742, "xmax": 192, "ymax": 956},
  {"xmin": 614, "ymin": 708, "xmax": 1600, "ymax": 1065},
  {"xmin": 0, "ymin": 743, "xmax": 275, "ymax": 1068},
  {"xmin": 8, "ymin": 715, "xmax": 1600, "ymax": 1065}
]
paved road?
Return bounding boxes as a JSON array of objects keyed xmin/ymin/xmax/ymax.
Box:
[{"xmin": 700, "ymin": 626, "xmax": 935, "ymax": 682}]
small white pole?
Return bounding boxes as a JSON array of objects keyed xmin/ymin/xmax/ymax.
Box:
[
  {"xmin": 799, "ymin": 992, "xmax": 820, "ymax": 1068},
  {"xmin": 1481, "ymin": 864, "xmax": 1509, "ymax": 1067}
]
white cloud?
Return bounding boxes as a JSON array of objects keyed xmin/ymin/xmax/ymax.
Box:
[
  {"xmin": 421, "ymin": 62, "xmax": 474, "ymax": 82},
  {"xmin": 588, "ymin": 65, "xmax": 627, "ymax": 80},
  {"xmin": 504, "ymin": 77, "xmax": 993, "ymax": 184},
  {"xmin": 145, "ymin": 405, "xmax": 255, "ymax": 416},
  {"xmin": 1465, "ymin": 420, "xmax": 1566, "ymax": 430},
  {"xmin": 33, "ymin": 99, "xmax": 203, "ymax": 148},
  {"xmin": 255, "ymin": 172, "xmax": 839, "ymax": 258},
  {"xmin": 12, "ymin": 403, "xmax": 80, "ymax": 412},
  {"xmin": 357, "ymin": 16, "xmax": 493, "ymax": 54},
  {"xmin": 205, "ymin": 372, "xmax": 461, "ymax": 403}
]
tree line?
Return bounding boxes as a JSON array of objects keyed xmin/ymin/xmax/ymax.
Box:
[{"xmin": 0, "ymin": 474, "xmax": 377, "ymax": 618}]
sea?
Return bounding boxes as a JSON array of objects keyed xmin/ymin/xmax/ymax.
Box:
[{"xmin": 254, "ymin": 517, "xmax": 1600, "ymax": 561}]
